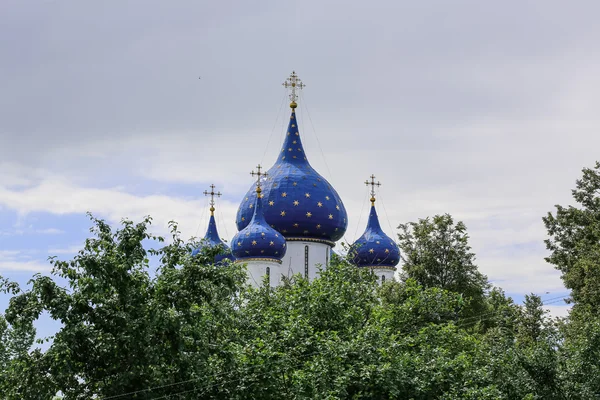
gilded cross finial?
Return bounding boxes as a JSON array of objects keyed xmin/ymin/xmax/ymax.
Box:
[
  {"xmin": 203, "ymin": 184, "xmax": 222, "ymax": 215},
  {"xmin": 282, "ymin": 71, "xmax": 305, "ymax": 109},
  {"xmin": 365, "ymin": 174, "xmax": 381, "ymax": 204},
  {"xmin": 250, "ymin": 164, "xmax": 268, "ymax": 196}
]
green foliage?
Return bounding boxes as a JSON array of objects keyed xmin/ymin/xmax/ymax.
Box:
[
  {"xmin": 5, "ymin": 157, "xmax": 600, "ymax": 400},
  {"xmin": 397, "ymin": 214, "xmax": 490, "ymax": 319},
  {"xmin": 544, "ymin": 161, "xmax": 600, "ymax": 311}
]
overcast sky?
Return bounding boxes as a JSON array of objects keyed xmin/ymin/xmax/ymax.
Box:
[{"xmin": 2, "ymin": 0, "xmax": 600, "ymax": 319}]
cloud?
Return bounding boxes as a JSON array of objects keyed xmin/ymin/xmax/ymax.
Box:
[
  {"xmin": 545, "ymin": 304, "xmax": 571, "ymax": 319},
  {"xmin": 0, "ymin": 250, "xmax": 51, "ymax": 272},
  {"xmin": 2, "ymin": 0, "xmax": 600, "ymax": 297},
  {"xmin": 47, "ymin": 244, "xmax": 82, "ymax": 255},
  {"xmin": 35, "ymin": 228, "xmax": 64, "ymax": 235}
]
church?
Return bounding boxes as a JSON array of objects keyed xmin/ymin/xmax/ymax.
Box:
[{"xmin": 192, "ymin": 72, "xmax": 400, "ymax": 286}]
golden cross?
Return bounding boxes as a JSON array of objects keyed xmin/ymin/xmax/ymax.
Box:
[
  {"xmin": 203, "ymin": 184, "xmax": 222, "ymax": 215},
  {"xmin": 282, "ymin": 71, "xmax": 305, "ymax": 106},
  {"xmin": 250, "ymin": 164, "xmax": 268, "ymax": 193},
  {"xmin": 365, "ymin": 174, "xmax": 381, "ymax": 202}
]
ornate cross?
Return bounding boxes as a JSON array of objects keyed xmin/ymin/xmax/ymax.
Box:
[
  {"xmin": 282, "ymin": 71, "xmax": 305, "ymax": 107},
  {"xmin": 365, "ymin": 174, "xmax": 381, "ymax": 203},
  {"xmin": 250, "ymin": 164, "xmax": 268, "ymax": 194},
  {"xmin": 203, "ymin": 184, "xmax": 222, "ymax": 215}
]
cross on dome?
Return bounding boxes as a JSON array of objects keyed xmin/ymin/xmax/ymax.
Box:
[
  {"xmin": 282, "ymin": 71, "xmax": 305, "ymax": 109},
  {"xmin": 365, "ymin": 174, "xmax": 381, "ymax": 204},
  {"xmin": 250, "ymin": 164, "xmax": 268, "ymax": 195},
  {"xmin": 203, "ymin": 184, "xmax": 222, "ymax": 215}
]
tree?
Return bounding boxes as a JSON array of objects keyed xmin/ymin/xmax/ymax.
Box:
[
  {"xmin": 0, "ymin": 214, "xmax": 246, "ymax": 399},
  {"xmin": 397, "ymin": 214, "xmax": 490, "ymax": 318},
  {"xmin": 0, "ymin": 214, "xmax": 581, "ymax": 399},
  {"xmin": 544, "ymin": 161, "xmax": 600, "ymax": 311}
]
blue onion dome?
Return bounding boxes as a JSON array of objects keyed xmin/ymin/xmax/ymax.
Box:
[
  {"xmin": 232, "ymin": 178, "xmax": 287, "ymax": 262},
  {"xmin": 350, "ymin": 188, "xmax": 400, "ymax": 269},
  {"xmin": 192, "ymin": 215, "xmax": 235, "ymax": 264},
  {"xmin": 236, "ymin": 107, "xmax": 348, "ymax": 245},
  {"xmin": 192, "ymin": 186, "xmax": 234, "ymax": 264}
]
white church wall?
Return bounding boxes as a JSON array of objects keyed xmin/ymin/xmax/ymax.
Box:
[
  {"xmin": 280, "ymin": 241, "xmax": 331, "ymax": 281},
  {"xmin": 372, "ymin": 268, "xmax": 396, "ymax": 284},
  {"xmin": 242, "ymin": 260, "xmax": 281, "ymax": 288}
]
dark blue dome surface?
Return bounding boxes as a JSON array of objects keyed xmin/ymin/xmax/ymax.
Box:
[
  {"xmin": 232, "ymin": 190, "xmax": 287, "ymax": 261},
  {"xmin": 350, "ymin": 204, "xmax": 400, "ymax": 268},
  {"xmin": 236, "ymin": 109, "xmax": 347, "ymax": 244},
  {"xmin": 192, "ymin": 214, "xmax": 234, "ymax": 264}
]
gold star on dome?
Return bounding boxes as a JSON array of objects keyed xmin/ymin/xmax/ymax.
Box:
[
  {"xmin": 269, "ymin": 201, "xmax": 274, "ymax": 206},
  {"xmin": 249, "ymin": 204, "xmax": 253, "ymax": 209},
  {"xmin": 303, "ymin": 230, "xmax": 309, "ymax": 234},
  {"xmin": 376, "ymin": 240, "xmax": 380, "ymax": 244},
  {"xmin": 261, "ymin": 250, "xmax": 265, "ymax": 254},
  {"xmin": 282, "ymin": 192, "xmax": 287, "ymax": 197},
  {"xmin": 293, "ymin": 200, "xmax": 299, "ymax": 206},
  {"xmin": 245, "ymin": 232, "xmax": 250, "ymax": 237},
  {"xmin": 293, "ymin": 140, "xmax": 297, "ymax": 144},
  {"xmin": 325, "ymin": 196, "xmax": 330, "ymax": 200},
  {"xmin": 245, "ymin": 197, "xmax": 249, "ymax": 201},
  {"xmin": 385, "ymin": 249, "xmax": 390, "ymax": 253},
  {"xmin": 292, "ymin": 124, "xmax": 296, "ymax": 128},
  {"xmin": 280, "ymin": 211, "xmax": 286, "ymax": 216},
  {"xmin": 336, "ymin": 205, "xmax": 340, "ymax": 210},
  {"xmin": 369, "ymin": 248, "xmax": 374, "ymax": 253},
  {"xmin": 293, "ymin": 223, "xmax": 299, "ymax": 228},
  {"xmin": 241, "ymin": 217, "xmax": 245, "ymax": 221},
  {"xmin": 261, "ymin": 232, "xmax": 265, "ymax": 237},
  {"xmin": 275, "ymin": 233, "xmax": 279, "ymax": 237},
  {"xmin": 293, "ymin": 182, "xmax": 297, "ymax": 186},
  {"xmin": 305, "ymin": 193, "xmax": 311, "ymax": 198},
  {"xmin": 237, "ymin": 242, "xmax": 242, "ymax": 246},
  {"xmin": 252, "ymin": 240, "xmax": 257, "ymax": 246},
  {"xmin": 297, "ymin": 148, "xmax": 302, "ymax": 152},
  {"xmin": 317, "ymin": 202, "xmax": 323, "ymax": 207},
  {"xmin": 328, "ymin": 214, "xmax": 333, "ymax": 219},
  {"xmin": 316, "ymin": 224, "xmax": 321, "ymax": 229},
  {"xmin": 269, "ymin": 241, "xmax": 274, "ymax": 246},
  {"xmin": 306, "ymin": 212, "xmax": 312, "ymax": 217},
  {"xmin": 282, "ymin": 243, "xmax": 286, "ymax": 247},
  {"xmin": 288, "ymin": 148, "xmax": 292, "ymax": 152}
]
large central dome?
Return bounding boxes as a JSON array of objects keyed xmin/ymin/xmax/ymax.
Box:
[{"xmin": 236, "ymin": 108, "xmax": 347, "ymax": 244}]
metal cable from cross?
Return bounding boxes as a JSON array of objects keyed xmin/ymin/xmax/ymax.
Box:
[
  {"xmin": 203, "ymin": 184, "xmax": 222, "ymax": 215},
  {"xmin": 365, "ymin": 174, "xmax": 381, "ymax": 204}
]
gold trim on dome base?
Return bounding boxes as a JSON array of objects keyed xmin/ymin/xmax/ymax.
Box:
[
  {"xmin": 361, "ymin": 265, "xmax": 397, "ymax": 271},
  {"xmin": 235, "ymin": 258, "xmax": 283, "ymax": 264},
  {"xmin": 285, "ymin": 237, "xmax": 336, "ymax": 247}
]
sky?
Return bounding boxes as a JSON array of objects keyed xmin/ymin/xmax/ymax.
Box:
[{"xmin": 2, "ymin": 0, "xmax": 600, "ymax": 324}]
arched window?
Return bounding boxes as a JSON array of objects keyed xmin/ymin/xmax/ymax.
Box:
[
  {"xmin": 325, "ymin": 247, "xmax": 329, "ymax": 267},
  {"xmin": 266, "ymin": 266, "xmax": 271, "ymax": 285},
  {"xmin": 304, "ymin": 245, "xmax": 309, "ymax": 279},
  {"xmin": 381, "ymin": 275, "xmax": 386, "ymax": 283}
]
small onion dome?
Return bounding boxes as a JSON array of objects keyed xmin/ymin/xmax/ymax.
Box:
[
  {"xmin": 192, "ymin": 214, "xmax": 234, "ymax": 264},
  {"xmin": 350, "ymin": 204, "xmax": 400, "ymax": 269},
  {"xmin": 236, "ymin": 109, "xmax": 347, "ymax": 245},
  {"xmin": 232, "ymin": 188, "xmax": 287, "ymax": 262}
]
